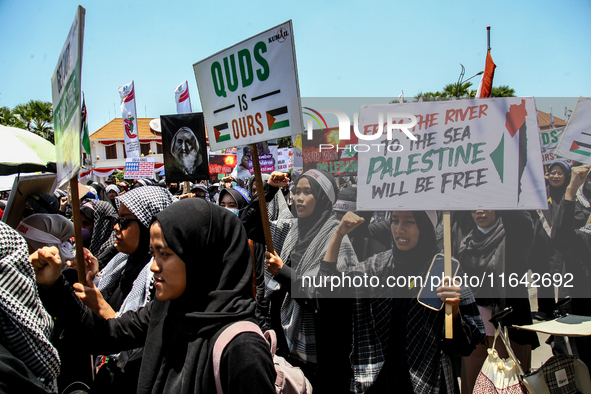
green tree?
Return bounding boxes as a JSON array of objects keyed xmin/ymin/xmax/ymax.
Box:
[
  {"xmin": 415, "ymin": 83, "xmax": 515, "ymax": 102},
  {"xmin": 12, "ymin": 100, "xmax": 54, "ymax": 143},
  {"xmin": 278, "ymin": 136, "xmax": 293, "ymax": 148},
  {"xmin": 0, "ymin": 106, "xmax": 27, "ymax": 129},
  {"xmin": 441, "ymin": 81, "xmax": 475, "ymax": 99},
  {"xmin": 490, "ymin": 85, "xmax": 516, "ymax": 97}
]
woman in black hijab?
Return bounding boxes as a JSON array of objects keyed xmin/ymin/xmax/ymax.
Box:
[
  {"xmin": 217, "ymin": 186, "xmax": 270, "ymax": 331},
  {"xmin": 529, "ymin": 160, "xmax": 572, "ymax": 319},
  {"xmin": 241, "ymin": 169, "xmax": 356, "ymax": 393},
  {"xmin": 33, "ymin": 199, "xmax": 276, "ymax": 394}
]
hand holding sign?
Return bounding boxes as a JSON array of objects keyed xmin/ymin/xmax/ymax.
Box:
[
  {"xmin": 73, "ymin": 274, "xmax": 116, "ymax": 319},
  {"xmin": 264, "ymin": 251, "xmax": 284, "ymax": 276},
  {"xmin": 66, "ymin": 247, "xmax": 98, "ymax": 283},
  {"xmin": 336, "ymin": 212, "xmax": 365, "ymax": 237},
  {"xmin": 566, "ymin": 164, "xmax": 591, "ymax": 201},
  {"xmin": 437, "ymin": 277, "xmax": 462, "ymax": 312}
]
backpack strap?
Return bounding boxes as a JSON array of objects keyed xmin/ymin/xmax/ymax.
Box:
[
  {"xmin": 212, "ymin": 321, "xmax": 265, "ymax": 394},
  {"xmin": 264, "ymin": 330, "xmax": 278, "ymax": 357}
]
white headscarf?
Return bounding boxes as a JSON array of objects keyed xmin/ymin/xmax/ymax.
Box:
[{"xmin": 16, "ymin": 214, "xmax": 74, "ymax": 267}]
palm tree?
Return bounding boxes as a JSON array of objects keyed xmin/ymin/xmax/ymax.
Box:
[
  {"xmin": 0, "ymin": 106, "xmax": 27, "ymax": 129},
  {"xmin": 12, "ymin": 100, "xmax": 54, "ymax": 143},
  {"xmin": 441, "ymin": 81, "xmax": 473, "ymax": 99},
  {"xmin": 490, "ymin": 85, "xmax": 516, "ymax": 97}
]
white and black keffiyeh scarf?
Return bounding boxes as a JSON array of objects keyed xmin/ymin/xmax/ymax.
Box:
[
  {"xmin": 0, "ymin": 222, "xmax": 60, "ymax": 392},
  {"xmin": 83, "ymin": 200, "xmax": 118, "ymax": 260},
  {"xmin": 116, "ymin": 186, "xmax": 175, "ymax": 228},
  {"xmin": 97, "ymin": 253, "xmax": 154, "ymax": 317}
]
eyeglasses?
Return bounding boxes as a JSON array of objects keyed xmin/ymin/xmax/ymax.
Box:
[{"xmin": 113, "ymin": 216, "xmax": 141, "ymax": 229}]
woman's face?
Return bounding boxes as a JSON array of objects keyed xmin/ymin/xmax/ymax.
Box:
[
  {"xmin": 107, "ymin": 190, "xmax": 118, "ymax": 200},
  {"xmin": 194, "ymin": 189, "xmax": 207, "ymax": 198},
  {"xmin": 294, "ymin": 177, "xmax": 316, "ymax": 218},
  {"xmin": 80, "ymin": 214, "xmax": 94, "ymax": 230},
  {"xmin": 241, "ymin": 154, "xmax": 250, "ymax": 168},
  {"xmin": 471, "ymin": 210, "xmax": 496, "ymax": 229},
  {"xmin": 219, "ymin": 193, "xmax": 238, "ymax": 209},
  {"xmin": 113, "ymin": 203, "xmax": 140, "ymax": 254},
  {"xmin": 149, "ymin": 222, "xmax": 186, "ymax": 301},
  {"xmin": 548, "ymin": 164, "xmax": 566, "ymax": 188},
  {"xmin": 390, "ymin": 211, "xmax": 420, "ymax": 251}
]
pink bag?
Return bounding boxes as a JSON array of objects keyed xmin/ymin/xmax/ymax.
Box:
[{"xmin": 212, "ymin": 321, "xmax": 312, "ymax": 394}]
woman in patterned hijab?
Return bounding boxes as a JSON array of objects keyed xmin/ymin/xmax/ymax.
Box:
[
  {"xmin": 0, "ymin": 221, "xmax": 60, "ymax": 393},
  {"xmin": 80, "ymin": 200, "xmax": 119, "ymax": 270}
]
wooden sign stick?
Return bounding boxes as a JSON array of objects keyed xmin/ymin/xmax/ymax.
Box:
[
  {"xmin": 69, "ymin": 175, "xmax": 86, "ymax": 284},
  {"xmin": 249, "ymin": 144, "xmax": 275, "ymax": 254},
  {"xmin": 443, "ymin": 210, "xmax": 453, "ymax": 339},
  {"xmin": 184, "ymin": 181, "xmax": 190, "ymax": 195}
]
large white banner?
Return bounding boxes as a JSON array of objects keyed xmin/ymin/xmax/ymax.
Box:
[
  {"xmin": 175, "ymin": 81, "xmax": 192, "ymax": 114},
  {"xmin": 118, "ymin": 81, "xmax": 141, "ymax": 158},
  {"xmin": 356, "ymin": 97, "xmax": 547, "ymax": 210},
  {"xmin": 193, "ymin": 21, "xmax": 302, "ymax": 151},
  {"xmin": 51, "ymin": 6, "xmax": 85, "ymax": 187},
  {"xmin": 555, "ymin": 96, "xmax": 591, "ymax": 164}
]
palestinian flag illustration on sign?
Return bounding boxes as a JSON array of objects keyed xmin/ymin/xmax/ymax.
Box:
[
  {"xmin": 266, "ymin": 106, "xmax": 290, "ymax": 131},
  {"xmin": 569, "ymin": 141, "xmax": 591, "ymax": 157},
  {"xmin": 214, "ymin": 123, "xmax": 231, "ymax": 143},
  {"xmin": 489, "ymin": 99, "xmax": 528, "ymax": 201}
]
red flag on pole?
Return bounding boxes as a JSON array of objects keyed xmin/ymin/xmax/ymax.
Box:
[{"xmin": 476, "ymin": 50, "xmax": 496, "ymax": 98}]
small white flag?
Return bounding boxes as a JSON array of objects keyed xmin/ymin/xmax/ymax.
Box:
[
  {"xmin": 174, "ymin": 81, "xmax": 192, "ymax": 114},
  {"xmin": 118, "ymin": 81, "xmax": 141, "ymax": 158}
]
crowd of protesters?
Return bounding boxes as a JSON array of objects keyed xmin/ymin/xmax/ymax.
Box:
[{"xmin": 1, "ymin": 159, "xmax": 591, "ymax": 394}]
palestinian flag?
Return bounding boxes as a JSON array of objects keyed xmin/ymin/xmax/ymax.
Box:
[
  {"xmin": 266, "ymin": 106, "xmax": 290, "ymax": 131},
  {"xmin": 214, "ymin": 123, "xmax": 231, "ymax": 143},
  {"xmin": 569, "ymin": 141, "xmax": 591, "ymax": 157},
  {"xmin": 81, "ymin": 93, "xmax": 91, "ymax": 155}
]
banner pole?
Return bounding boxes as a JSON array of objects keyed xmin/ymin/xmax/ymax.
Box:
[
  {"xmin": 443, "ymin": 210, "xmax": 453, "ymax": 339},
  {"xmin": 184, "ymin": 181, "xmax": 190, "ymax": 195},
  {"xmin": 69, "ymin": 175, "xmax": 86, "ymax": 284},
  {"xmin": 487, "ymin": 25, "xmax": 491, "ymax": 51},
  {"xmin": 250, "ymin": 144, "xmax": 275, "ymax": 254}
]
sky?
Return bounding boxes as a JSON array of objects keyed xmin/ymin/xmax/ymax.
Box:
[{"xmin": 1, "ymin": 0, "xmax": 589, "ymax": 134}]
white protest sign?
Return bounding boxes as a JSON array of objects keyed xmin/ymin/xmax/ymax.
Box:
[
  {"xmin": 124, "ymin": 157, "xmax": 155, "ymax": 179},
  {"xmin": 193, "ymin": 21, "xmax": 302, "ymax": 151},
  {"xmin": 277, "ymin": 147, "xmax": 293, "ymax": 171},
  {"xmin": 51, "ymin": 6, "xmax": 85, "ymax": 187},
  {"xmin": 538, "ymin": 127, "xmax": 574, "ymax": 165},
  {"xmin": 356, "ymin": 97, "xmax": 547, "ymax": 210},
  {"xmin": 555, "ymin": 96, "xmax": 591, "ymax": 164}
]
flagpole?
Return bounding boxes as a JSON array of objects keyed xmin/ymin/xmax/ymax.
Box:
[{"xmin": 487, "ymin": 26, "xmax": 491, "ymax": 51}]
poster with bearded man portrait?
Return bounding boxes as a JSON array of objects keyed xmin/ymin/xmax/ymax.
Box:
[{"xmin": 161, "ymin": 113, "xmax": 209, "ymax": 183}]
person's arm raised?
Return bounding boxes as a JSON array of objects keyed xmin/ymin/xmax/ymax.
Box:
[
  {"xmin": 565, "ymin": 165, "xmax": 591, "ymax": 201},
  {"xmin": 30, "ymin": 247, "xmax": 62, "ymax": 289},
  {"xmin": 323, "ymin": 212, "xmax": 365, "ymax": 263}
]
